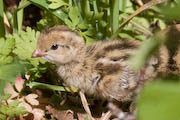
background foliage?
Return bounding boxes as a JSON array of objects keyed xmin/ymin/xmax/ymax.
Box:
[{"xmin": 0, "ymin": 0, "xmax": 180, "ymax": 119}]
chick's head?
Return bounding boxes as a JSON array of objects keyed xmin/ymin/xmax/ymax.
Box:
[{"xmin": 32, "ymin": 25, "xmax": 85, "ymax": 64}]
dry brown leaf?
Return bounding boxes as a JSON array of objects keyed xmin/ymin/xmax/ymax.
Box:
[
  {"xmin": 19, "ymin": 101, "xmax": 33, "ymax": 112},
  {"xmin": 4, "ymin": 82, "xmax": 19, "ymax": 99},
  {"xmin": 46, "ymin": 105, "xmax": 75, "ymax": 120},
  {"xmin": 31, "ymin": 108, "xmax": 45, "ymax": 120},
  {"xmin": 25, "ymin": 94, "xmax": 39, "ymax": 106},
  {"xmin": 19, "ymin": 115, "xmax": 25, "ymax": 120},
  {"xmin": 25, "ymin": 74, "xmax": 30, "ymax": 80},
  {"xmin": 15, "ymin": 77, "xmax": 24, "ymax": 92}
]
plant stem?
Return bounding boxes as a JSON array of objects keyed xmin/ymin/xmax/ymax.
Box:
[
  {"xmin": 0, "ymin": 0, "xmax": 5, "ymax": 37},
  {"xmin": 27, "ymin": 82, "xmax": 79, "ymax": 92}
]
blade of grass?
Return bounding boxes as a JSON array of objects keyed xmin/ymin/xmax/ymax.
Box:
[
  {"xmin": 13, "ymin": 0, "xmax": 31, "ymax": 32},
  {"xmin": 119, "ymin": 0, "xmax": 126, "ymax": 12},
  {"xmin": 0, "ymin": 0, "xmax": 5, "ymax": 37},
  {"xmin": 4, "ymin": 7, "xmax": 13, "ymax": 27},
  {"xmin": 27, "ymin": 82, "xmax": 79, "ymax": 92},
  {"xmin": 17, "ymin": 1, "xmax": 27, "ymax": 31},
  {"xmin": 110, "ymin": 0, "xmax": 119, "ymax": 34}
]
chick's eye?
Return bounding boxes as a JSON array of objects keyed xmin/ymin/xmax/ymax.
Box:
[{"xmin": 51, "ymin": 44, "xmax": 58, "ymax": 50}]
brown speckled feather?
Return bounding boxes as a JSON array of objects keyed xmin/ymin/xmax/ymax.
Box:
[{"xmin": 32, "ymin": 25, "xmax": 178, "ymax": 102}]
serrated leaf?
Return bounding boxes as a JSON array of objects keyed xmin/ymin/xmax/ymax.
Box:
[
  {"xmin": 69, "ymin": 7, "xmax": 80, "ymax": 27},
  {"xmin": 0, "ymin": 38, "xmax": 15, "ymax": 65},
  {"xmin": 15, "ymin": 106, "xmax": 26, "ymax": 116},
  {"xmin": 0, "ymin": 55, "xmax": 13, "ymax": 65},
  {"xmin": 12, "ymin": 27, "xmax": 46, "ymax": 66},
  {"xmin": 83, "ymin": 29, "xmax": 95, "ymax": 36},
  {"xmin": 0, "ymin": 94, "xmax": 11, "ymax": 101},
  {"xmin": 9, "ymin": 100, "xmax": 21, "ymax": 107},
  {"xmin": 78, "ymin": 21, "xmax": 89, "ymax": 29},
  {"xmin": 0, "ymin": 100, "xmax": 26, "ymax": 117},
  {"xmin": 48, "ymin": 0, "xmax": 68, "ymax": 9},
  {"xmin": 0, "ymin": 38, "xmax": 15, "ymax": 55},
  {"xmin": 84, "ymin": 35, "xmax": 95, "ymax": 44},
  {"xmin": 64, "ymin": 18, "xmax": 74, "ymax": 28},
  {"xmin": 0, "ymin": 113, "xmax": 6, "ymax": 120}
]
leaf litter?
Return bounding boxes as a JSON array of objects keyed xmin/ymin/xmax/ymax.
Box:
[{"xmin": 2, "ymin": 73, "xmax": 135, "ymax": 120}]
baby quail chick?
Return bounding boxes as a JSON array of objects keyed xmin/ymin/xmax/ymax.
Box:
[{"xmin": 32, "ymin": 25, "xmax": 146, "ymax": 102}]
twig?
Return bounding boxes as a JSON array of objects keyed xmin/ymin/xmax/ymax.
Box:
[
  {"xmin": 79, "ymin": 91, "xmax": 95, "ymax": 120},
  {"xmin": 100, "ymin": 111, "xmax": 112, "ymax": 120}
]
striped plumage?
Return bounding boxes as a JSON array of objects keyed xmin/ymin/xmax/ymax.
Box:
[
  {"xmin": 85, "ymin": 40, "xmax": 141, "ymax": 101},
  {"xmin": 32, "ymin": 25, "xmax": 177, "ymax": 102}
]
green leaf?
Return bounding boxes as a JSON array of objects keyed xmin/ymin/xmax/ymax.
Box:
[
  {"xmin": 110, "ymin": 0, "xmax": 119, "ymax": 34},
  {"xmin": 83, "ymin": 35, "xmax": 95, "ymax": 44},
  {"xmin": 12, "ymin": 27, "xmax": 46, "ymax": 66},
  {"xmin": 137, "ymin": 81, "xmax": 180, "ymax": 120},
  {"xmin": 0, "ymin": 38, "xmax": 14, "ymax": 55},
  {"xmin": 154, "ymin": 18, "xmax": 167, "ymax": 30},
  {"xmin": 29, "ymin": 0, "xmax": 68, "ymax": 21},
  {"xmin": 0, "ymin": 38, "xmax": 15, "ymax": 65},
  {"xmin": 0, "ymin": 0, "xmax": 5, "ymax": 37},
  {"xmin": 0, "ymin": 100, "xmax": 26, "ymax": 117},
  {"xmin": 119, "ymin": 0, "xmax": 126, "ymax": 12},
  {"xmin": 65, "ymin": 7, "xmax": 80, "ymax": 29},
  {"xmin": 161, "ymin": 2, "xmax": 180, "ymax": 19},
  {"xmin": 0, "ymin": 94, "xmax": 11, "ymax": 101},
  {"xmin": 135, "ymin": 35, "xmax": 147, "ymax": 41},
  {"xmin": 0, "ymin": 80, "xmax": 6, "ymax": 95},
  {"xmin": 0, "ymin": 114, "xmax": 6, "ymax": 120},
  {"xmin": 77, "ymin": 21, "xmax": 89, "ymax": 29},
  {"xmin": 64, "ymin": 18, "xmax": 74, "ymax": 28},
  {"xmin": 69, "ymin": 7, "xmax": 80, "ymax": 27},
  {"xmin": 0, "ymin": 61, "xmax": 25, "ymax": 82},
  {"xmin": 48, "ymin": 0, "xmax": 68, "ymax": 9},
  {"xmin": 9, "ymin": 100, "xmax": 21, "ymax": 107},
  {"xmin": 119, "ymin": 33, "xmax": 134, "ymax": 39}
]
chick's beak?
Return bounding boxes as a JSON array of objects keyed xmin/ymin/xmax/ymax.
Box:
[{"xmin": 32, "ymin": 49, "xmax": 45, "ymax": 58}]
